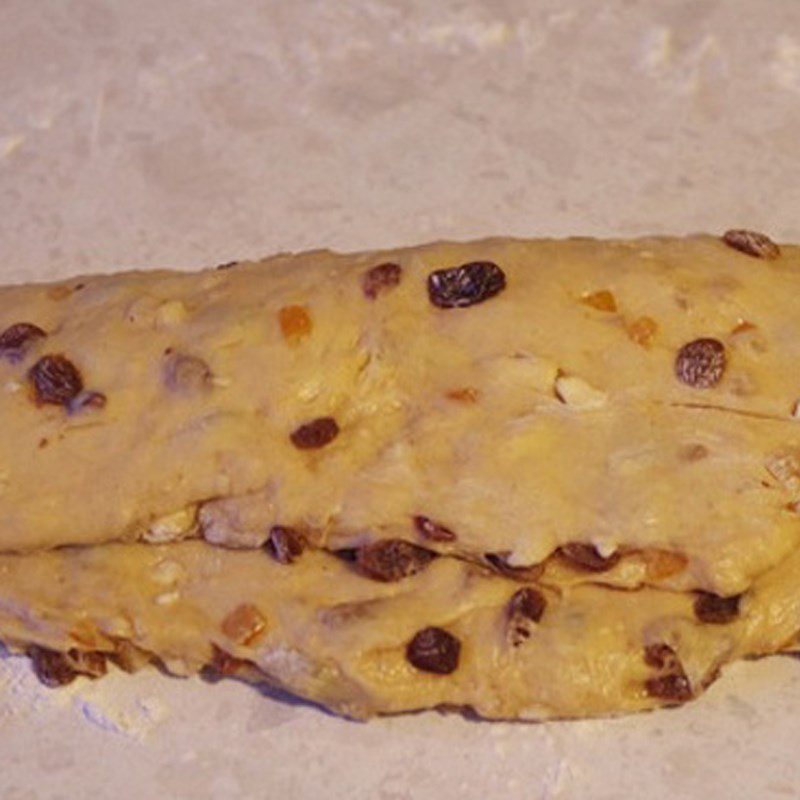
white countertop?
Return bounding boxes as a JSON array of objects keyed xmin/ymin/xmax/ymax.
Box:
[{"xmin": 2, "ymin": 1, "xmax": 800, "ymax": 797}]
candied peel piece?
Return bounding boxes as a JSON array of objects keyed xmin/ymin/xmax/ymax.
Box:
[
  {"xmin": 445, "ymin": 387, "xmax": 480, "ymax": 403},
  {"xmin": 221, "ymin": 603, "xmax": 268, "ymax": 645},
  {"xmin": 626, "ymin": 316, "xmax": 658, "ymax": 348},
  {"xmin": 580, "ymin": 290, "xmax": 617, "ymax": 313},
  {"xmin": 278, "ymin": 304, "xmax": 313, "ymax": 343},
  {"xmin": 641, "ymin": 549, "xmax": 689, "ymax": 581}
]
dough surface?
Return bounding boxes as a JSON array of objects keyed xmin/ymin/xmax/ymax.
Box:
[
  {"xmin": 1, "ymin": 234, "xmax": 799, "ymax": 597},
  {"xmin": 2, "ymin": 231, "xmax": 800, "ymax": 720}
]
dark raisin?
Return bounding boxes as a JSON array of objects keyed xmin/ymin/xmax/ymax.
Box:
[
  {"xmin": 645, "ymin": 673, "xmax": 693, "ymax": 703},
  {"xmin": 290, "ymin": 417, "xmax": 340, "ymax": 449},
  {"xmin": 0, "ymin": 322, "xmax": 46, "ymax": 362},
  {"xmin": 557, "ymin": 543, "xmax": 621, "ymax": 572},
  {"xmin": 28, "ymin": 646, "xmax": 78, "ymax": 687},
  {"xmin": 485, "ymin": 553, "xmax": 544, "ymax": 582},
  {"xmin": 507, "ymin": 587, "xmax": 547, "ymax": 646},
  {"xmin": 355, "ymin": 539, "xmax": 436, "ymax": 582},
  {"xmin": 162, "ymin": 351, "xmax": 213, "ymax": 394},
  {"xmin": 202, "ymin": 644, "xmax": 251, "ymax": 680},
  {"xmin": 694, "ymin": 592, "xmax": 741, "ymax": 624},
  {"xmin": 28, "ymin": 647, "xmax": 105, "ymax": 686},
  {"xmin": 28, "ymin": 354, "xmax": 84, "ymax": 405},
  {"xmin": 405, "ymin": 627, "xmax": 461, "ymax": 674},
  {"xmin": 643, "ymin": 643, "xmax": 680, "ymax": 671},
  {"xmin": 362, "ymin": 262, "xmax": 402, "ymax": 299},
  {"xmin": 427, "ymin": 261, "xmax": 506, "ymax": 309},
  {"xmin": 675, "ymin": 338, "xmax": 727, "ymax": 389},
  {"xmin": 413, "ymin": 515, "xmax": 457, "ymax": 543},
  {"xmin": 266, "ymin": 526, "xmax": 305, "ymax": 564},
  {"xmin": 68, "ymin": 390, "xmax": 107, "ymax": 414},
  {"xmin": 332, "ymin": 548, "xmax": 358, "ymax": 562},
  {"xmin": 722, "ymin": 229, "xmax": 780, "ymax": 259},
  {"xmin": 64, "ymin": 649, "xmax": 107, "ymax": 678},
  {"xmin": 216, "ymin": 261, "xmax": 239, "ymax": 270}
]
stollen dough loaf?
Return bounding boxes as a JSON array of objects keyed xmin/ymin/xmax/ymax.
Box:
[{"xmin": 2, "ymin": 233, "xmax": 799, "ymax": 596}]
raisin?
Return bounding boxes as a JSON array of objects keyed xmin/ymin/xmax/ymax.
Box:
[
  {"xmin": 362, "ymin": 262, "xmax": 402, "ymax": 299},
  {"xmin": 203, "ymin": 644, "xmax": 250, "ymax": 679},
  {"xmin": 722, "ymin": 229, "xmax": 780, "ymax": 259},
  {"xmin": 485, "ymin": 553, "xmax": 544, "ymax": 582},
  {"xmin": 266, "ymin": 526, "xmax": 305, "ymax": 564},
  {"xmin": 28, "ymin": 646, "xmax": 77, "ymax": 687},
  {"xmin": 507, "ymin": 587, "xmax": 547, "ymax": 646},
  {"xmin": 427, "ymin": 261, "xmax": 506, "ymax": 309},
  {"xmin": 405, "ymin": 627, "xmax": 461, "ymax": 674},
  {"xmin": 216, "ymin": 261, "xmax": 238, "ymax": 270},
  {"xmin": 643, "ymin": 643, "xmax": 680, "ymax": 671},
  {"xmin": 28, "ymin": 354, "xmax": 84, "ymax": 405},
  {"xmin": 65, "ymin": 650, "xmax": 107, "ymax": 678},
  {"xmin": 162, "ymin": 351, "xmax": 213, "ymax": 394},
  {"xmin": 290, "ymin": 417, "xmax": 340, "ymax": 449},
  {"xmin": 0, "ymin": 322, "xmax": 46, "ymax": 362},
  {"xmin": 674, "ymin": 338, "xmax": 726, "ymax": 389},
  {"xmin": 694, "ymin": 592, "xmax": 741, "ymax": 624},
  {"xmin": 28, "ymin": 647, "xmax": 106, "ymax": 687},
  {"xmin": 413, "ymin": 515, "xmax": 457, "ymax": 543},
  {"xmin": 645, "ymin": 673, "xmax": 693, "ymax": 703},
  {"xmin": 68, "ymin": 390, "xmax": 107, "ymax": 414},
  {"xmin": 355, "ymin": 539, "xmax": 436, "ymax": 582},
  {"xmin": 557, "ymin": 543, "xmax": 621, "ymax": 572}
]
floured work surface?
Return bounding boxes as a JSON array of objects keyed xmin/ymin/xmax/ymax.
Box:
[{"xmin": 2, "ymin": 231, "xmax": 800, "ymax": 720}]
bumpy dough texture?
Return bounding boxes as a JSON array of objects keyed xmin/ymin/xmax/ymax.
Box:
[
  {"xmin": 0, "ymin": 542, "xmax": 765, "ymax": 719},
  {"xmin": 2, "ymin": 235, "xmax": 800, "ymax": 602},
  {"xmin": 1, "ymin": 539, "xmax": 800, "ymax": 720}
]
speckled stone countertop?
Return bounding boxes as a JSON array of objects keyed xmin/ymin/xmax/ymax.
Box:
[{"xmin": 2, "ymin": 1, "xmax": 800, "ymax": 798}]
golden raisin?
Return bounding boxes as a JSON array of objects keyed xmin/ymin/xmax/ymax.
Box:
[
  {"xmin": 220, "ymin": 603, "xmax": 267, "ymax": 645},
  {"xmin": 581, "ymin": 290, "xmax": 617, "ymax": 313},
  {"xmin": 278, "ymin": 305, "xmax": 312, "ymax": 343},
  {"xmin": 626, "ymin": 316, "xmax": 658, "ymax": 348},
  {"xmin": 445, "ymin": 387, "xmax": 480, "ymax": 403}
]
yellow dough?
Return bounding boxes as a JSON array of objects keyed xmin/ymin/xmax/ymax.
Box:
[
  {"xmin": 0, "ymin": 536, "xmax": 799, "ymax": 720},
  {"xmin": 1, "ymin": 234, "xmax": 800, "ymax": 597},
  {"xmin": 0, "ymin": 542, "xmax": 758, "ymax": 720},
  {"xmin": 2, "ymin": 230, "xmax": 800, "ymax": 720}
]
